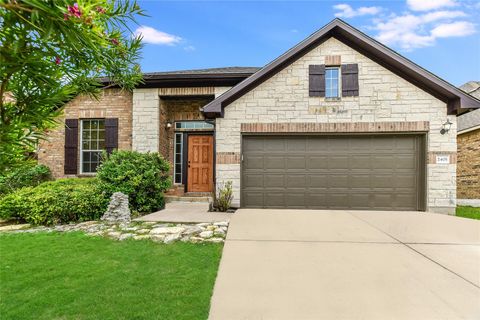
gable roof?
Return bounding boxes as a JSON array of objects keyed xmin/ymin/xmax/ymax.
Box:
[
  {"xmin": 99, "ymin": 67, "xmax": 260, "ymax": 88},
  {"xmin": 202, "ymin": 18, "xmax": 480, "ymax": 117}
]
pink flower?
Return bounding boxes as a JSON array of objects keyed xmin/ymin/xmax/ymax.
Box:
[
  {"xmin": 96, "ymin": 6, "xmax": 106, "ymax": 14},
  {"xmin": 67, "ymin": 3, "xmax": 81, "ymax": 18},
  {"xmin": 63, "ymin": 13, "xmax": 69, "ymax": 21},
  {"xmin": 55, "ymin": 56, "xmax": 61, "ymax": 65},
  {"xmin": 110, "ymin": 38, "xmax": 119, "ymax": 46}
]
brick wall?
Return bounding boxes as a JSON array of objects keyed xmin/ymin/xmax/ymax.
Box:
[
  {"xmin": 215, "ymin": 37, "xmax": 457, "ymax": 213},
  {"xmin": 38, "ymin": 89, "xmax": 132, "ymax": 178},
  {"xmin": 457, "ymin": 129, "xmax": 480, "ymax": 199}
]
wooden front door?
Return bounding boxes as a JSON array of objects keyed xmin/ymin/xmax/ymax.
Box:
[{"xmin": 187, "ymin": 135, "xmax": 213, "ymax": 192}]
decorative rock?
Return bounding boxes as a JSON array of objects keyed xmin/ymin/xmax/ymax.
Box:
[
  {"xmin": 118, "ymin": 233, "xmax": 135, "ymax": 241},
  {"xmin": 101, "ymin": 192, "xmax": 131, "ymax": 224},
  {"xmin": 151, "ymin": 234, "xmax": 166, "ymax": 242},
  {"xmin": 107, "ymin": 231, "xmax": 121, "ymax": 239},
  {"xmin": 136, "ymin": 229, "xmax": 151, "ymax": 234},
  {"xmin": 183, "ymin": 226, "xmax": 203, "ymax": 235},
  {"xmin": 214, "ymin": 221, "xmax": 229, "ymax": 227},
  {"xmin": 150, "ymin": 226, "xmax": 185, "ymax": 235},
  {"xmin": 189, "ymin": 236, "xmax": 205, "ymax": 243},
  {"xmin": 206, "ymin": 225, "xmax": 216, "ymax": 231},
  {"xmin": 207, "ymin": 237, "xmax": 224, "ymax": 243},
  {"xmin": 133, "ymin": 235, "xmax": 151, "ymax": 240},
  {"xmin": 199, "ymin": 230, "xmax": 213, "ymax": 239},
  {"xmin": 214, "ymin": 229, "xmax": 226, "ymax": 237},
  {"xmin": 164, "ymin": 233, "xmax": 182, "ymax": 244}
]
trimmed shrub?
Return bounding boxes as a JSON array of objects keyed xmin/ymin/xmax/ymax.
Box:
[
  {"xmin": 96, "ymin": 151, "xmax": 171, "ymax": 214},
  {"xmin": 0, "ymin": 178, "xmax": 108, "ymax": 225},
  {"xmin": 0, "ymin": 164, "xmax": 52, "ymax": 196}
]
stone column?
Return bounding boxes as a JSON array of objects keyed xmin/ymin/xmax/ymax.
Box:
[{"xmin": 132, "ymin": 88, "xmax": 160, "ymax": 152}]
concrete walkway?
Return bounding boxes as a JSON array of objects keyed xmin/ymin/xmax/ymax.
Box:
[
  {"xmin": 135, "ymin": 201, "xmax": 231, "ymax": 223},
  {"xmin": 209, "ymin": 209, "xmax": 480, "ymax": 320}
]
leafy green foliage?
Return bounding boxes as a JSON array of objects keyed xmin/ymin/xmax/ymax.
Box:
[
  {"xmin": 211, "ymin": 181, "xmax": 234, "ymax": 212},
  {"xmin": 0, "ymin": 178, "xmax": 108, "ymax": 225},
  {"xmin": 0, "ymin": 0, "xmax": 144, "ymax": 173},
  {"xmin": 96, "ymin": 151, "xmax": 171, "ymax": 214},
  {"xmin": 0, "ymin": 164, "xmax": 52, "ymax": 196}
]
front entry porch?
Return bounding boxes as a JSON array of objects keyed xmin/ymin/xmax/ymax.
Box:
[{"xmin": 158, "ymin": 95, "xmax": 215, "ymax": 196}]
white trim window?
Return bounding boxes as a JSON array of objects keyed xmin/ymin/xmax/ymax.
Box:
[
  {"xmin": 174, "ymin": 132, "xmax": 183, "ymax": 184},
  {"xmin": 80, "ymin": 119, "xmax": 105, "ymax": 173},
  {"xmin": 325, "ymin": 67, "xmax": 340, "ymax": 98}
]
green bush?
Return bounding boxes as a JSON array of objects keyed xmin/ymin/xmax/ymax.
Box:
[
  {"xmin": 0, "ymin": 164, "xmax": 52, "ymax": 196},
  {"xmin": 96, "ymin": 151, "xmax": 171, "ymax": 214},
  {"xmin": 211, "ymin": 181, "xmax": 234, "ymax": 212},
  {"xmin": 0, "ymin": 178, "xmax": 108, "ymax": 225}
]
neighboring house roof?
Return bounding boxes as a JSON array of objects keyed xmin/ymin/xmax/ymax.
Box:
[
  {"xmin": 100, "ymin": 67, "xmax": 260, "ymax": 89},
  {"xmin": 202, "ymin": 18, "xmax": 480, "ymax": 118},
  {"xmin": 458, "ymin": 81, "xmax": 480, "ymax": 133}
]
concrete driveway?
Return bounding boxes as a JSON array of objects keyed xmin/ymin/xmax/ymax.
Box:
[{"xmin": 209, "ymin": 210, "xmax": 480, "ymax": 320}]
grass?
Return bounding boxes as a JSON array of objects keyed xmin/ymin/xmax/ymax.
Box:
[
  {"xmin": 0, "ymin": 232, "xmax": 223, "ymax": 320},
  {"xmin": 456, "ymin": 206, "xmax": 480, "ymax": 220}
]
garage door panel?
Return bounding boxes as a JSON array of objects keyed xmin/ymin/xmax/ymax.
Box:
[
  {"xmin": 241, "ymin": 135, "xmax": 423, "ymax": 210},
  {"xmin": 265, "ymin": 138, "xmax": 285, "ymax": 151},
  {"xmin": 327, "ymin": 193, "xmax": 350, "ymax": 209},
  {"xmin": 264, "ymin": 193, "xmax": 286, "ymax": 207},
  {"xmin": 396, "ymin": 156, "xmax": 416, "ymax": 169},
  {"xmin": 286, "ymin": 157, "xmax": 306, "ymax": 169},
  {"xmin": 243, "ymin": 192, "xmax": 264, "ymax": 207},
  {"xmin": 287, "ymin": 175, "xmax": 307, "ymax": 188},
  {"xmin": 244, "ymin": 174, "xmax": 264, "ymax": 188},
  {"xmin": 265, "ymin": 156, "xmax": 285, "ymax": 169},
  {"xmin": 264, "ymin": 174, "xmax": 285, "ymax": 188},
  {"xmin": 244, "ymin": 138, "xmax": 264, "ymax": 151},
  {"xmin": 308, "ymin": 156, "xmax": 329, "ymax": 169},
  {"xmin": 328, "ymin": 175, "xmax": 349, "ymax": 188},
  {"xmin": 286, "ymin": 193, "xmax": 306, "ymax": 207},
  {"xmin": 328, "ymin": 156, "xmax": 349, "ymax": 169},
  {"xmin": 351, "ymin": 156, "xmax": 371, "ymax": 169},
  {"xmin": 350, "ymin": 174, "xmax": 371, "ymax": 188},
  {"xmin": 244, "ymin": 155, "xmax": 263, "ymax": 169},
  {"xmin": 287, "ymin": 138, "xmax": 306, "ymax": 152},
  {"xmin": 309, "ymin": 176, "xmax": 328, "ymax": 188}
]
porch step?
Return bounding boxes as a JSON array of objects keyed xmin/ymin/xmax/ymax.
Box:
[{"xmin": 165, "ymin": 195, "xmax": 211, "ymax": 203}]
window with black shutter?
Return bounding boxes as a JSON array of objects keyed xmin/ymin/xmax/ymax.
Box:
[
  {"xmin": 64, "ymin": 119, "xmax": 79, "ymax": 175},
  {"xmin": 309, "ymin": 64, "xmax": 325, "ymax": 97},
  {"xmin": 341, "ymin": 64, "xmax": 359, "ymax": 96}
]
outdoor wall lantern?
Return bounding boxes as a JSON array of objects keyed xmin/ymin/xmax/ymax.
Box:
[
  {"xmin": 166, "ymin": 122, "xmax": 172, "ymax": 129},
  {"xmin": 440, "ymin": 119, "xmax": 452, "ymax": 135}
]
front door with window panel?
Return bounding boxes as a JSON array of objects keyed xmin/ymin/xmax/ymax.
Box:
[{"xmin": 187, "ymin": 135, "xmax": 213, "ymax": 192}]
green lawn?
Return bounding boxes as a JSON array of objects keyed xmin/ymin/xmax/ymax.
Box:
[
  {"xmin": 456, "ymin": 206, "xmax": 480, "ymax": 220},
  {"xmin": 0, "ymin": 232, "xmax": 223, "ymax": 320}
]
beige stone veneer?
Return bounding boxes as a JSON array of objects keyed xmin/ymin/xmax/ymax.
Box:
[{"xmin": 215, "ymin": 37, "xmax": 457, "ymax": 213}]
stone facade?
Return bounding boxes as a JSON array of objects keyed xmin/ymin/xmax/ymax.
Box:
[
  {"xmin": 38, "ymin": 89, "xmax": 133, "ymax": 178},
  {"xmin": 457, "ymin": 129, "xmax": 480, "ymax": 200},
  {"xmin": 215, "ymin": 37, "xmax": 457, "ymax": 213}
]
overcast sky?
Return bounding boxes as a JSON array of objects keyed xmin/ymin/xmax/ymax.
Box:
[{"xmin": 131, "ymin": 0, "xmax": 480, "ymax": 86}]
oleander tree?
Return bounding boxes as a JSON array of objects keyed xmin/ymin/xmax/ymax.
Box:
[{"xmin": 0, "ymin": 0, "xmax": 144, "ymax": 173}]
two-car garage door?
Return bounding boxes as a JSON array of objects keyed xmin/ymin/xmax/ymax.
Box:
[{"xmin": 241, "ymin": 135, "xmax": 425, "ymax": 211}]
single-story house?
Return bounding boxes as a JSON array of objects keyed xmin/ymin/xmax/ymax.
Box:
[
  {"xmin": 38, "ymin": 19, "xmax": 480, "ymax": 214},
  {"xmin": 457, "ymin": 81, "xmax": 480, "ymax": 207}
]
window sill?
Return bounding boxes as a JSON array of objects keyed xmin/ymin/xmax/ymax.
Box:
[
  {"xmin": 77, "ymin": 173, "xmax": 97, "ymax": 177},
  {"xmin": 324, "ymin": 97, "xmax": 341, "ymax": 101}
]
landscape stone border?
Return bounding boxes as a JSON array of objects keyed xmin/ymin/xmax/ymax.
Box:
[{"xmin": 0, "ymin": 220, "xmax": 229, "ymax": 244}]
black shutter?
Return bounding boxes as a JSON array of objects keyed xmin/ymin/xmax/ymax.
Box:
[
  {"xmin": 64, "ymin": 119, "xmax": 78, "ymax": 174},
  {"xmin": 341, "ymin": 64, "xmax": 359, "ymax": 96},
  {"xmin": 309, "ymin": 65, "xmax": 325, "ymax": 97},
  {"xmin": 105, "ymin": 118, "xmax": 118, "ymax": 154}
]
